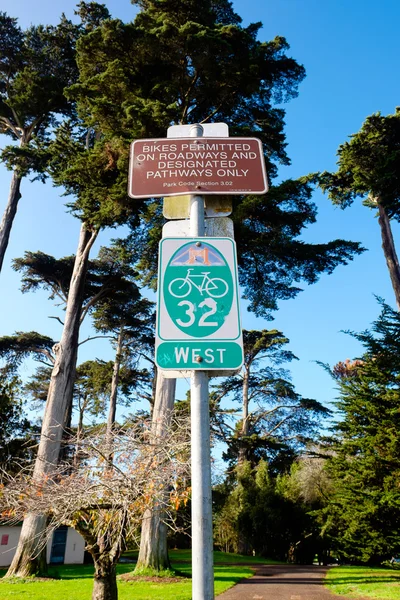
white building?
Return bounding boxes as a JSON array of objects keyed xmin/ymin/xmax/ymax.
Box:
[{"xmin": 0, "ymin": 525, "xmax": 85, "ymax": 567}]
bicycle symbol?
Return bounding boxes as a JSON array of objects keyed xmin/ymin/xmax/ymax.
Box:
[{"xmin": 168, "ymin": 268, "xmax": 229, "ymax": 299}]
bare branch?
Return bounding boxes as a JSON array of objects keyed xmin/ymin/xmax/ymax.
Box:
[
  {"xmin": 49, "ymin": 316, "xmax": 65, "ymax": 326},
  {"xmin": 78, "ymin": 335, "xmax": 113, "ymax": 347}
]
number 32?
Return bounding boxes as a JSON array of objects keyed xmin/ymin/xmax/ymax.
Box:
[{"xmin": 176, "ymin": 298, "xmax": 218, "ymax": 327}]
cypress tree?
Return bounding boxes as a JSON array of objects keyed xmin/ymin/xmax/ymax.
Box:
[{"xmin": 320, "ymin": 108, "xmax": 400, "ymax": 310}]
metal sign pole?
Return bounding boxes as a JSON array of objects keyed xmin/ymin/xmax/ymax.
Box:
[
  {"xmin": 189, "ymin": 124, "xmax": 214, "ymax": 600},
  {"xmin": 129, "ymin": 121, "xmax": 265, "ymax": 599}
]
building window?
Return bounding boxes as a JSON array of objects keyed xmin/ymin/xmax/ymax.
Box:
[{"xmin": 1, "ymin": 535, "xmax": 9, "ymax": 546}]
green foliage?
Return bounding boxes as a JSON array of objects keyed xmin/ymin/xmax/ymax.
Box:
[
  {"xmin": 214, "ymin": 459, "xmax": 316, "ymax": 561},
  {"xmin": 48, "ymin": 0, "xmax": 303, "ymax": 233},
  {"xmin": 234, "ymin": 177, "xmax": 364, "ymax": 315},
  {"xmin": 74, "ymin": 360, "xmax": 115, "ymax": 419},
  {"xmin": 0, "ymin": 10, "xmax": 82, "ymax": 175},
  {"xmin": 0, "ymin": 332, "xmax": 55, "ymax": 369},
  {"xmin": 217, "ymin": 329, "xmax": 330, "ymax": 468},
  {"xmin": 91, "ymin": 244, "xmax": 154, "ymax": 340},
  {"xmin": 75, "ymin": 359, "xmax": 150, "ymax": 418},
  {"xmin": 75, "ymin": 2, "xmax": 111, "ymax": 31},
  {"xmin": 47, "ymin": 122, "xmax": 139, "ymax": 228},
  {"xmin": 0, "ymin": 4, "xmax": 136, "ymax": 231},
  {"xmin": 320, "ymin": 302, "xmax": 400, "ymax": 563},
  {"xmin": 320, "ymin": 108, "xmax": 400, "ymax": 217},
  {"xmin": 8, "ymin": 243, "xmax": 154, "ymax": 428},
  {"xmin": 0, "ymin": 367, "xmax": 38, "ymax": 472},
  {"xmin": 23, "ymin": 366, "xmax": 52, "ymax": 408},
  {"xmin": 87, "ymin": 243, "xmax": 155, "ymax": 413},
  {"xmin": 13, "ymin": 244, "xmax": 151, "ymax": 322},
  {"xmin": 51, "ymin": 0, "xmax": 363, "ymax": 315},
  {"xmin": 13, "ymin": 252, "xmax": 75, "ymax": 301},
  {"xmin": 72, "ymin": 0, "xmax": 304, "ymax": 168},
  {"xmin": 214, "ymin": 327, "xmax": 331, "ymax": 562}
]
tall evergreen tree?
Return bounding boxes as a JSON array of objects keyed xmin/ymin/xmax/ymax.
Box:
[
  {"xmin": 5, "ymin": 241, "xmax": 148, "ymax": 577},
  {"xmin": 0, "ymin": 12, "xmax": 80, "ymax": 272},
  {"xmin": 70, "ymin": 0, "xmax": 363, "ymax": 570},
  {"xmin": 321, "ymin": 302, "xmax": 400, "ymax": 563},
  {"xmin": 320, "ymin": 108, "xmax": 400, "ymax": 309},
  {"xmin": 0, "ymin": 2, "xmax": 112, "ymax": 274}
]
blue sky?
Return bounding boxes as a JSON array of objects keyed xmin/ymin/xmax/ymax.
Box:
[{"xmin": 0, "ymin": 0, "xmax": 399, "ymax": 423}]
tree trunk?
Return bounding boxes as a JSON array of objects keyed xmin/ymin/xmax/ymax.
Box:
[
  {"xmin": 3, "ymin": 514, "xmax": 48, "ymax": 577},
  {"xmin": 135, "ymin": 370, "xmax": 176, "ymax": 572},
  {"xmin": 107, "ymin": 360, "xmax": 120, "ymax": 430},
  {"xmin": 5, "ymin": 223, "xmax": 98, "ymax": 578},
  {"xmin": 377, "ymin": 200, "xmax": 400, "ymax": 310},
  {"xmin": 149, "ymin": 366, "xmax": 157, "ymax": 416},
  {"xmin": 74, "ymin": 397, "xmax": 86, "ymax": 467},
  {"xmin": 105, "ymin": 329, "xmax": 123, "ymax": 464},
  {"xmin": 0, "ymin": 168, "xmax": 22, "ymax": 274},
  {"xmin": 107, "ymin": 330, "xmax": 123, "ymax": 431},
  {"xmin": 35, "ymin": 223, "xmax": 97, "ymax": 472},
  {"xmin": 92, "ymin": 557, "xmax": 118, "ymax": 600},
  {"xmin": 238, "ymin": 367, "xmax": 250, "ymax": 464},
  {"xmin": 136, "ymin": 509, "xmax": 170, "ymax": 571}
]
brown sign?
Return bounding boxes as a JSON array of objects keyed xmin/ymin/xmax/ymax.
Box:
[{"xmin": 128, "ymin": 137, "xmax": 268, "ymax": 198}]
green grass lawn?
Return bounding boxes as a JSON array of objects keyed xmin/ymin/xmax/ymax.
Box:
[
  {"xmin": 0, "ymin": 551, "xmax": 264, "ymax": 600},
  {"xmin": 325, "ymin": 565, "xmax": 400, "ymax": 600},
  {"xmin": 122, "ymin": 548, "xmax": 280, "ymax": 565}
]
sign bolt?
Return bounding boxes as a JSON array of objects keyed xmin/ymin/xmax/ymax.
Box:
[
  {"xmin": 196, "ymin": 356, "xmax": 203, "ymax": 363},
  {"xmin": 196, "ymin": 241, "xmax": 202, "ymax": 247}
]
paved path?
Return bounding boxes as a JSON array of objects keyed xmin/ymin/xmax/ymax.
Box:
[{"xmin": 217, "ymin": 564, "xmax": 357, "ymax": 600}]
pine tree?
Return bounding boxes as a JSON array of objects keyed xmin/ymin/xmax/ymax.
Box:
[{"xmin": 322, "ymin": 302, "xmax": 400, "ymax": 563}]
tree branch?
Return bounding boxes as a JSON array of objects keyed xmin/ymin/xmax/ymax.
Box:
[
  {"xmin": 78, "ymin": 334, "xmax": 113, "ymax": 346},
  {"xmin": 0, "ymin": 116, "xmax": 21, "ymax": 139},
  {"xmin": 49, "ymin": 316, "xmax": 65, "ymax": 326}
]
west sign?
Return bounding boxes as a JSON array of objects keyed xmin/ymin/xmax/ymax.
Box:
[
  {"xmin": 128, "ymin": 137, "xmax": 268, "ymax": 198},
  {"xmin": 155, "ymin": 237, "xmax": 243, "ymax": 371}
]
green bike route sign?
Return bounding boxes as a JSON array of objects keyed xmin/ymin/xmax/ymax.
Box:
[{"xmin": 156, "ymin": 237, "xmax": 243, "ymax": 371}]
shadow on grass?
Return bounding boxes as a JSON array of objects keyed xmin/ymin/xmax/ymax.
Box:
[
  {"xmin": 0, "ymin": 563, "xmax": 137, "ymax": 582},
  {"xmin": 167, "ymin": 569, "xmax": 191, "ymax": 579},
  {"xmin": 326, "ymin": 575, "xmax": 400, "ymax": 585}
]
